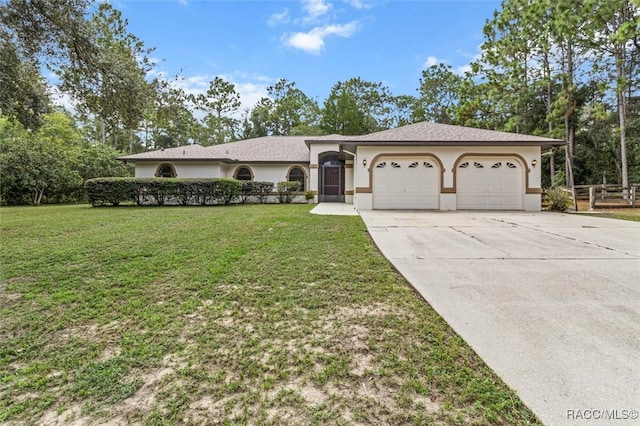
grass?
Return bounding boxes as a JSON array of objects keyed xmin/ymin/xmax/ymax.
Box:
[
  {"xmin": 575, "ymin": 200, "xmax": 640, "ymax": 222},
  {"xmin": 1, "ymin": 204, "xmax": 540, "ymax": 425}
]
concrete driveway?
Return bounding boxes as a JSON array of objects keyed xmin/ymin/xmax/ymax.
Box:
[{"xmin": 359, "ymin": 210, "xmax": 640, "ymax": 426}]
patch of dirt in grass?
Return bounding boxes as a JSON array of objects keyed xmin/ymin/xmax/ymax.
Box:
[
  {"xmin": 36, "ymin": 353, "xmax": 186, "ymax": 426},
  {"xmin": 297, "ymin": 381, "xmax": 328, "ymax": 406},
  {"xmin": 39, "ymin": 404, "xmax": 86, "ymax": 426},
  {"xmin": 187, "ymin": 394, "xmax": 246, "ymax": 423},
  {"xmin": 0, "ymin": 276, "xmax": 28, "ymax": 308},
  {"xmin": 350, "ymin": 353, "xmax": 375, "ymax": 376},
  {"xmin": 335, "ymin": 302, "xmax": 407, "ymax": 319}
]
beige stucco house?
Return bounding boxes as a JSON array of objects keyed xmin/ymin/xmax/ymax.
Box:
[{"xmin": 120, "ymin": 121, "xmax": 564, "ymax": 211}]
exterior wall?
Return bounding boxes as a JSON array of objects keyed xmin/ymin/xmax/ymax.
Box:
[
  {"xmin": 134, "ymin": 161, "xmax": 221, "ymax": 178},
  {"xmin": 309, "ymin": 143, "xmax": 341, "ymax": 194},
  {"xmin": 131, "ymin": 143, "xmax": 544, "ymax": 211},
  {"xmin": 354, "ymin": 145, "xmax": 542, "ymax": 211},
  {"xmin": 344, "ymin": 160, "xmax": 354, "ymax": 204},
  {"xmin": 133, "ymin": 161, "xmax": 310, "ymax": 190},
  {"xmin": 220, "ymin": 163, "xmax": 310, "ymax": 190}
]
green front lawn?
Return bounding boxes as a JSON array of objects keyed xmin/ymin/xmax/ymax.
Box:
[{"xmin": 0, "ymin": 204, "xmax": 539, "ymax": 425}]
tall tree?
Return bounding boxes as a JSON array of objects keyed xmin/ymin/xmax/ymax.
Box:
[
  {"xmin": 194, "ymin": 76, "xmax": 241, "ymax": 145},
  {"xmin": 268, "ymin": 79, "xmax": 321, "ymax": 135},
  {"xmin": 0, "ymin": 0, "xmax": 95, "ymax": 69},
  {"xmin": 587, "ymin": 0, "xmax": 640, "ymax": 195},
  {"xmin": 321, "ymin": 90, "xmax": 368, "ymax": 135},
  {"xmin": 152, "ymin": 84, "xmax": 197, "ymax": 148},
  {"xmin": 241, "ymin": 79, "xmax": 321, "ymax": 137},
  {"xmin": 0, "ymin": 0, "xmax": 96, "ymax": 129},
  {"xmin": 57, "ymin": 3, "xmax": 154, "ymax": 151},
  {"xmin": 0, "ymin": 30, "xmax": 50, "ymax": 129},
  {"xmin": 413, "ymin": 64, "xmax": 463, "ymax": 124},
  {"xmin": 320, "ymin": 77, "xmax": 393, "ymax": 135},
  {"xmin": 390, "ymin": 95, "xmax": 418, "ymax": 128}
]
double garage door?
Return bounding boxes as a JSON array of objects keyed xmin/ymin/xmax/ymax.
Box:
[{"xmin": 372, "ymin": 157, "xmax": 524, "ymax": 210}]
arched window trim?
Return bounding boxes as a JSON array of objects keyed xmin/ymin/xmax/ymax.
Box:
[
  {"xmin": 156, "ymin": 163, "xmax": 177, "ymax": 178},
  {"xmin": 286, "ymin": 166, "xmax": 307, "ymax": 192},
  {"xmin": 234, "ymin": 166, "xmax": 254, "ymax": 181}
]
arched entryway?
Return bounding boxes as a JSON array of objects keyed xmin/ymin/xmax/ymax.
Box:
[{"xmin": 318, "ymin": 152, "xmax": 345, "ymax": 202}]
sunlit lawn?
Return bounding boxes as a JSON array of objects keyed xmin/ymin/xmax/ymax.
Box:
[
  {"xmin": 575, "ymin": 200, "xmax": 640, "ymax": 222},
  {"xmin": 1, "ymin": 204, "xmax": 539, "ymax": 425}
]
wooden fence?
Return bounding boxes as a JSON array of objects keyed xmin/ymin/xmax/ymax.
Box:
[{"xmin": 574, "ymin": 184, "xmax": 638, "ymax": 209}]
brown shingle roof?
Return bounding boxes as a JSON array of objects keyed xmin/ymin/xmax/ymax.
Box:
[
  {"xmin": 346, "ymin": 121, "xmax": 564, "ymax": 145},
  {"xmin": 121, "ymin": 135, "xmax": 341, "ymax": 163},
  {"xmin": 120, "ymin": 143, "xmax": 216, "ymax": 161},
  {"xmin": 120, "ymin": 122, "xmax": 565, "ymax": 163},
  {"xmin": 207, "ymin": 136, "xmax": 310, "ymax": 162}
]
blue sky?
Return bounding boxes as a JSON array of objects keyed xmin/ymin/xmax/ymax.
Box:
[{"xmin": 112, "ymin": 0, "xmax": 501, "ymax": 113}]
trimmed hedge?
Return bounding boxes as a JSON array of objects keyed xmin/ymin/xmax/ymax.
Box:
[
  {"xmin": 277, "ymin": 181, "xmax": 301, "ymax": 203},
  {"xmin": 240, "ymin": 181, "xmax": 274, "ymax": 204},
  {"xmin": 85, "ymin": 178, "xmax": 245, "ymax": 207},
  {"xmin": 85, "ymin": 177, "xmax": 138, "ymax": 206}
]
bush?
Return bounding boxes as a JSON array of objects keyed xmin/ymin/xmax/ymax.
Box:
[
  {"xmin": 240, "ymin": 181, "xmax": 274, "ymax": 204},
  {"xmin": 85, "ymin": 178, "xmax": 137, "ymax": 206},
  {"xmin": 213, "ymin": 178, "xmax": 243, "ymax": 205},
  {"xmin": 544, "ymin": 187, "xmax": 573, "ymax": 211},
  {"xmin": 277, "ymin": 181, "xmax": 301, "ymax": 203},
  {"xmin": 86, "ymin": 178, "xmax": 246, "ymax": 207}
]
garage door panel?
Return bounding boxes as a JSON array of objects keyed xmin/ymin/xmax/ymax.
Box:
[
  {"xmin": 373, "ymin": 158, "xmax": 439, "ymax": 210},
  {"xmin": 457, "ymin": 158, "xmax": 523, "ymax": 210}
]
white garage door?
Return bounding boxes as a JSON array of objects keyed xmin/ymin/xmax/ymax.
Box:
[
  {"xmin": 457, "ymin": 159, "xmax": 524, "ymax": 210},
  {"xmin": 373, "ymin": 159, "xmax": 439, "ymax": 209}
]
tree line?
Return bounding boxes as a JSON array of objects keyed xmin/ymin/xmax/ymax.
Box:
[{"xmin": 1, "ymin": 0, "xmax": 639, "ymax": 205}]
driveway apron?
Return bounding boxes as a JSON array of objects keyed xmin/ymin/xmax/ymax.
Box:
[{"xmin": 359, "ymin": 210, "xmax": 640, "ymax": 426}]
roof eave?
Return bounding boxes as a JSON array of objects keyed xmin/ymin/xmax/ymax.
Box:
[
  {"xmin": 340, "ymin": 139, "xmax": 566, "ymax": 150},
  {"xmin": 220, "ymin": 159, "xmax": 310, "ymax": 164},
  {"xmin": 119, "ymin": 157, "xmax": 310, "ymax": 163},
  {"xmin": 118, "ymin": 157, "xmax": 234, "ymax": 162}
]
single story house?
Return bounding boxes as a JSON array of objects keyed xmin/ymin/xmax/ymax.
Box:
[{"xmin": 120, "ymin": 121, "xmax": 564, "ymax": 211}]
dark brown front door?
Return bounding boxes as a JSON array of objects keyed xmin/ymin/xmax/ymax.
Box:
[{"xmin": 320, "ymin": 165, "xmax": 345, "ymax": 202}]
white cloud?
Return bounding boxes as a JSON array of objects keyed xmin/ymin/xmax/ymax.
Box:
[
  {"xmin": 268, "ymin": 8, "xmax": 290, "ymax": 26},
  {"xmin": 344, "ymin": 0, "xmax": 373, "ymax": 10},
  {"xmin": 455, "ymin": 64, "xmax": 472, "ymax": 75},
  {"xmin": 232, "ymin": 82, "xmax": 269, "ymax": 116},
  {"xmin": 424, "ymin": 56, "xmax": 441, "ymax": 68},
  {"xmin": 284, "ymin": 21, "xmax": 360, "ymax": 55},
  {"xmin": 302, "ymin": 0, "xmax": 332, "ymax": 21}
]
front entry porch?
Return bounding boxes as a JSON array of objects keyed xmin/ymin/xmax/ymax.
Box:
[{"xmin": 317, "ymin": 152, "xmax": 345, "ymax": 203}]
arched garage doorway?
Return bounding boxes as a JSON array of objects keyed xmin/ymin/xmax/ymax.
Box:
[
  {"xmin": 456, "ymin": 156, "xmax": 524, "ymax": 210},
  {"xmin": 372, "ymin": 156, "xmax": 440, "ymax": 209}
]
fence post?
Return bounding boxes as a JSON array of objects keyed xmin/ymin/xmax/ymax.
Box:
[
  {"xmin": 589, "ymin": 186, "xmax": 596, "ymax": 210},
  {"xmin": 631, "ymin": 186, "xmax": 637, "ymax": 207}
]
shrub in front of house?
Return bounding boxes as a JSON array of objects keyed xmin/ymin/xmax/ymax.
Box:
[
  {"xmin": 85, "ymin": 177, "xmax": 137, "ymax": 206},
  {"xmin": 544, "ymin": 187, "xmax": 573, "ymax": 211},
  {"xmin": 277, "ymin": 181, "xmax": 301, "ymax": 203},
  {"xmin": 86, "ymin": 178, "xmax": 279, "ymax": 206},
  {"xmin": 240, "ymin": 181, "xmax": 274, "ymax": 204},
  {"xmin": 213, "ymin": 178, "xmax": 243, "ymax": 205}
]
